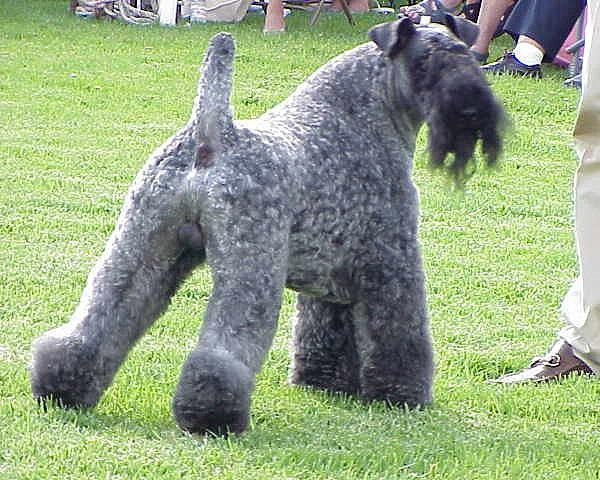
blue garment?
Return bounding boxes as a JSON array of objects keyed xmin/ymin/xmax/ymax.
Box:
[{"xmin": 503, "ymin": 0, "xmax": 586, "ymax": 61}]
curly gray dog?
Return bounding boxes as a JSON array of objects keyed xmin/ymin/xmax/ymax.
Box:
[{"xmin": 31, "ymin": 15, "xmax": 505, "ymax": 435}]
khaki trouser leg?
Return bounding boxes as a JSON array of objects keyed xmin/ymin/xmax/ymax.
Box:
[{"xmin": 558, "ymin": 0, "xmax": 600, "ymax": 373}]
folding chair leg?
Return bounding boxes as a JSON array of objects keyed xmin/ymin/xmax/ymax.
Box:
[{"xmin": 337, "ymin": 0, "xmax": 355, "ymax": 25}]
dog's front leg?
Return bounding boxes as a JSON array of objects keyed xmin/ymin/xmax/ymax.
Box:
[
  {"xmin": 172, "ymin": 202, "xmax": 289, "ymax": 436},
  {"xmin": 352, "ymin": 242, "xmax": 434, "ymax": 408}
]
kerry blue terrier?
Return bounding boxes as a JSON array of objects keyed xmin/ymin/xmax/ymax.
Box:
[{"xmin": 30, "ymin": 15, "xmax": 505, "ymax": 436}]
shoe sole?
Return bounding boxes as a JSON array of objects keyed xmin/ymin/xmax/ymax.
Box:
[{"xmin": 481, "ymin": 68, "xmax": 542, "ymax": 79}]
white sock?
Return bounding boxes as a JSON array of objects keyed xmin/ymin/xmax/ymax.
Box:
[{"xmin": 513, "ymin": 41, "xmax": 544, "ymax": 66}]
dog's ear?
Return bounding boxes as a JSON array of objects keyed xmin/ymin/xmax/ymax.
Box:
[
  {"xmin": 368, "ymin": 17, "xmax": 417, "ymax": 57},
  {"xmin": 433, "ymin": 12, "xmax": 479, "ymax": 47}
]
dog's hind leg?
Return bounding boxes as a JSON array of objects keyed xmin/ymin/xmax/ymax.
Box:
[
  {"xmin": 172, "ymin": 210, "xmax": 290, "ymax": 436},
  {"xmin": 30, "ymin": 152, "xmax": 205, "ymax": 410},
  {"xmin": 29, "ymin": 32, "xmax": 240, "ymax": 412},
  {"xmin": 288, "ymin": 295, "xmax": 360, "ymax": 396},
  {"xmin": 352, "ymin": 245, "xmax": 434, "ymax": 408}
]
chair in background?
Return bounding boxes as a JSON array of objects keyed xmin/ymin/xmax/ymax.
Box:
[
  {"xmin": 253, "ymin": 0, "xmax": 354, "ymax": 25},
  {"xmin": 554, "ymin": 5, "xmax": 586, "ymax": 88}
]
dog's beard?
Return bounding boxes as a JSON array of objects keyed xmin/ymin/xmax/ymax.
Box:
[{"xmin": 425, "ymin": 74, "xmax": 505, "ymax": 186}]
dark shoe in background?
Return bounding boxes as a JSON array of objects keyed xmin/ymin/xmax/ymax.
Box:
[{"xmin": 481, "ymin": 52, "xmax": 542, "ymax": 78}]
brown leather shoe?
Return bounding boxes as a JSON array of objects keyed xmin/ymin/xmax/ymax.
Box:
[{"xmin": 492, "ymin": 339, "xmax": 594, "ymax": 384}]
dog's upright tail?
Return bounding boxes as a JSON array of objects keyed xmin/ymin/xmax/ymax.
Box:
[{"xmin": 191, "ymin": 32, "xmax": 236, "ymax": 146}]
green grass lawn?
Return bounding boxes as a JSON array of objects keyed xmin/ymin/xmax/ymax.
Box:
[{"xmin": 1, "ymin": 1, "xmax": 596, "ymax": 478}]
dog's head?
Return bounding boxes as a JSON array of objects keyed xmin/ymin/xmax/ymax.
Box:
[{"xmin": 369, "ymin": 16, "xmax": 506, "ymax": 186}]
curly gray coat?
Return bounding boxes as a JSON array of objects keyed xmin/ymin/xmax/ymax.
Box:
[{"xmin": 31, "ymin": 16, "xmax": 504, "ymax": 436}]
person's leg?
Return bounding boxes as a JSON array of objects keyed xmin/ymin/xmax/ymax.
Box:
[
  {"xmin": 264, "ymin": 0, "xmax": 285, "ymax": 32},
  {"xmin": 481, "ymin": 0, "xmax": 585, "ymax": 76},
  {"xmin": 512, "ymin": 35, "xmax": 545, "ymax": 65},
  {"xmin": 495, "ymin": 0, "xmax": 600, "ymax": 383},
  {"xmin": 471, "ymin": 0, "xmax": 515, "ymax": 60},
  {"xmin": 503, "ymin": 0, "xmax": 585, "ymax": 61},
  {"xmin": 559, "ymin": 0, "xmax": 600, "ymax": 372}
]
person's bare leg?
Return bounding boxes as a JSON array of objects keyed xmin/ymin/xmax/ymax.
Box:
[
  {"xmin": 471, "ymin": 0, "xmax": 514, "ymax": 58},
  {"xmin": 264, "ymin": 0, "xmax": 285, "ymax": 32}
]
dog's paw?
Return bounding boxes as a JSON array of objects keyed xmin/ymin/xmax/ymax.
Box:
[
  {"xmin": 360, "ymin": 380, "xmax": 432, "ymax": 409},
  {"xmin": 30, "ymin": 329, "xmax": 104, "ymax": 409},
  {"xmin": 172, "ymin": 349, "xmax": 253, "ymax": 436}
]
